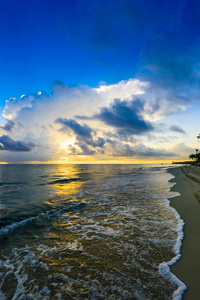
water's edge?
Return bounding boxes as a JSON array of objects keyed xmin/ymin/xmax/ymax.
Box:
[
  {"xmin": 0, "ymin": 164, "xmax": 188, "ymax": 299},
  {"xmin": 159, "ymin": 169, "xmax": 187, "ymax": 300}
]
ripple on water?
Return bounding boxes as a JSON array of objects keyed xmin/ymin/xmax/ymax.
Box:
[{"xmin": 0, "ymin": 164, "xmax": 185, "ymax": 299}]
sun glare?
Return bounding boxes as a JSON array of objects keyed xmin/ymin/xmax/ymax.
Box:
[{"xmin": 60, "ymin": 138, "xmax": 76, "ymax": 153}]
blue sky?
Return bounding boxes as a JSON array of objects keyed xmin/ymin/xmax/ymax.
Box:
[
  {"xmin": 0, "ymin": 0, "xmax": 142, "ymax": 99},
  {"xmin": 0, "ymin": 0, "xmax": 200, "ymax": 163}
]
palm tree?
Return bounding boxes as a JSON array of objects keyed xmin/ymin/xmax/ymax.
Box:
[
  {"xmin": 189, "ymin": 154, "xmax": 197, "ymax": 161},
  {"xmin": 189, "ymin": 135, "xmax": 200, "ymax": 162}
]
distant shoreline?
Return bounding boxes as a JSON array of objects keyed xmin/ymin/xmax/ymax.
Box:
[{"xmin": 168, "ymin": 166, "xmax": 200, "ymax": 299}]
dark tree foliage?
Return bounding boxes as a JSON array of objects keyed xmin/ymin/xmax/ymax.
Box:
[{"xmin": 189, "ymin": 135, "xmax": 200, "ymax": 162}]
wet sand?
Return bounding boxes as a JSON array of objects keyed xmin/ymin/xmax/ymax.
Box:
[{"xmin": 169, "ymin": 166, "xmax": 200, "ymax": 300}]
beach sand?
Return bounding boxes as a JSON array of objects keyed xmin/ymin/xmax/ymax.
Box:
[{"xmin": 169, "ymin": 166, "xmax": 200, "ymax": 300}]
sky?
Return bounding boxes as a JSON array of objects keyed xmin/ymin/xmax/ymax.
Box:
[{"xmin": 0, "ymin": 0, "xmax": 200, "ymax": 163}]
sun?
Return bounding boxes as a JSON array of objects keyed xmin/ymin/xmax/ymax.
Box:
[{"xmin": 60, "ymin": 138, "xmax": 76, "ymax": 154}]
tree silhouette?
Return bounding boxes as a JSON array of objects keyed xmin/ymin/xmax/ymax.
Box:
[{"xmin": 189, "ymin": 135, "xmax": 200, "ymax": 162}]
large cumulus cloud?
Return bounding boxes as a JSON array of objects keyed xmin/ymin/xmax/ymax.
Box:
[
  {"xmin": 0, "ymin": 119, "xmax": 15, "ymax": 132},
  {"xmin": 95, "ymin": 98, "xmax": 153, "ymax": 135},
  {"xmin": 55, "ymin": 118, "xmax": 106, "ymax": 155},
  {"xmin": 0, "ymin": 77, "xmax": 195, "ymax": 162},
  {"xmin": 0, "ymin": 135, "xmax": 36, "ymax": 152}
]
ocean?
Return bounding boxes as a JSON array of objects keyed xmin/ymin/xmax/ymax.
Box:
[{"xmin": 0, "ymin": 164, "xmax": 186, "ymax": 299}]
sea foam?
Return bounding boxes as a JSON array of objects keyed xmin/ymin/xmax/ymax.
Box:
[{"xmin": 159, "ymin": 173, "xmax": 187, "ymax": 299}]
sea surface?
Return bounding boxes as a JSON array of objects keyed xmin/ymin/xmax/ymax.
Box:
[{"xmin": 0, "ymin": 164, "xmax": 186, "ymax": 299}]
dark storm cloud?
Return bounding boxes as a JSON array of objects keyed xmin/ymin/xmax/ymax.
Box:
[
  {"xmin": 96, "ymin": 99, "xmax": 153, "ymax": 135},
  {"xmin": 0, "ymin": 120, "xmax": 15, "ymax": 132},
  {"xmin": 66, "ymin": 143, "xmax": 97, "ymax": 156},
  {"xmin": 169, "ymin": 125, "xmax": 186, "ymax": 134},
  {"xmin": 84, "ymin": 136, "xmax": 105, "ymax": 148},
  {"xmin": 73, "ymin": 135, "xmax": 106, "ymax": 155},
  {"xmin": 74, "ymin": 142, "xmax": 96, "ymax": 155},
  {"xmin": 55, "ymin": 118, "xmax": 93, "ymax": 138},
  {"xmin": 0, "ymin": 135, "xmax": 36, "ymax": 152},
  {"xmin": 55, "ymin": 117, "xmax": 106, "ymax": 155}
]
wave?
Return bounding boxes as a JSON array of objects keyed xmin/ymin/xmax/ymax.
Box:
[
  {"xmin": 0, "ymin": 201, "xmax": 88, "ymax": 238},
  {"xmin": 159, "ymin": 172, "xmax": 187, "ymax": 300},
  {"xmin": 159, "ymin": 202, "xmax": 187, "ymax": 299},
  {"xmin": 0, "ymin": 181, "xmax": 27, "ymax": 186},
  {"xmin": 0, "ymin": 215, "xmax": 37, "ymax": 237},
  {"xmin": 44, "ymin": 177, "xmax": 81, "ymax": 185}
]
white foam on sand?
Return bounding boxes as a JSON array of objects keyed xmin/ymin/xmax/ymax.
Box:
[{"xmin": 159, "ymin": 173, "xmax": 187, "ymax": 300}]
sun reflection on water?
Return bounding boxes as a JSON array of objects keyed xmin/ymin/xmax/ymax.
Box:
[{"xmin": 0, "ymin": 164, "xmax": 181, "ymax": 299}]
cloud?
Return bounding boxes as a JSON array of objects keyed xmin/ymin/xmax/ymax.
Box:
[
  {"xmin": 0, "ymin": 135, "xmax": 36, "ymax": 152},
  {"xmin": 169, "ymin": 125, "xmax": 186, "ymax": 134},
  {"xmin": 55, "ymin": 118, "xmax": 93, "ymax": 138},
  {"xmin": 1, "ymin": 0, "xmax": 200, "ymax": 163},
  {"xmin": 3, "ymin": 79, "xmax": 191, "ymax": 129},
  {"xmin": 3, "ymin": 84, "xmax": 100, "ymax": 124},
  {"xmin": 3, "ymin": 94, "xmax": 38, "ymax": 120},
  {"xmin": 1, "ymin": 81, "xmax": 148, "ymax": 160},
  {"xmin": 95, "ymin": 79, "xmax": 148, "ymax": 100},
  {"xmin": 0, "ymin": 119, "xmax": 15, "ymax": 132},
  {"xmin": 95, "ymin": 98, "xmax": 153, "ymax": 135},
  {"xmin": 135, "ymin": 28, "xmax": 200, "ymax": 122},
  {"xmin": 170, "ymin": 142, "xmax": 194, "ymax": 154},
  {"xmin": 55, "ymin": 117, "xmax": 106, "ymax": 155},
  {"xmin": 0, "ymin": 79, "xmax": 196, "ymax": 161},
  {"xmin": 116, "ymin": 2, "xmax": 199, "ymax": 123},
  {"xmin": 72, "ymin": 143, "xmax": 97, "ymax": 156},
  {"xmin": 3, "ymin": 79, "xmax": 147, "ymax": 123},
  {"xmin": 106, "ymin": 140, "xmax": 178, "ymax": 157}
]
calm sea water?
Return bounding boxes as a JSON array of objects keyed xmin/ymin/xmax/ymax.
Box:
[{"xmin": 0, "ymin": 164, "xmax": 185, "ymax": 299}]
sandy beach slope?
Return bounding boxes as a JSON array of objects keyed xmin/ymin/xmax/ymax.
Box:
[{"xmin": 169, "ymin": 166, "xmax": 200, "ymax": 300}]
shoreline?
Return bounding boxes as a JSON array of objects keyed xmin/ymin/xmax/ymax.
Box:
[{"xmin": 168, "ymin": 166, "xmax": 200, "ymax": 300}]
